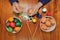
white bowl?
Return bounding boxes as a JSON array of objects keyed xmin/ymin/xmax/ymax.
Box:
[
  {"xmin": 40, "ymin": 16, "xmax": 56, "ymax": 32},
  {"xmin": 6, "ymin": 17, "xmax": 22, "ymax": 33}
]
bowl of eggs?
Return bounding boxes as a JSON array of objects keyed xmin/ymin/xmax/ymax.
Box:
[
  {"xmin": 40, "ymin": 16, "xmax": 56, "ymax": 32},
  {"xmin": 6, "ymin": 17, "xmax": 22, "ymax": 33}
]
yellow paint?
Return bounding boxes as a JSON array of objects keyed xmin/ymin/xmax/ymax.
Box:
[{"xmin": 32, "ymin": 18, "xmax": 37, "ymax": 23}]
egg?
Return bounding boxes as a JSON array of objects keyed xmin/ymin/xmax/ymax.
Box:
[
  {"xmin": 10, "ymin": 22, "xmax": 15, "ymax": 28},
  {"xmin": 6, "ymin": 22, "xmax": 10, "ymax": 26},
  {"xmin": 32, "ymin": 18, "xmax": 37, "ymax": 23},
  {"xmin": 14, "ymin": 18, "xmax": 20, "ymax": 23},
  {"xmin": 7, "ymin": 27, "xmax": 13, "ymax": 33},
  {"xmin": 15, "ymin": 22, "xmax": 22, "ymax": 27},
  {"xmin": 14, "ymin": 27, "xmax": 21, "ymax": 32},
  {"xmin": 8, "ymin": 17, "xmax": 14, "ymax": 22}
]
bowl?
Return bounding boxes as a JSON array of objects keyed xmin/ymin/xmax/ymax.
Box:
[
  {"xmin": 40, "ymin": 16, "xmax": 56, "ymax": 32},
  {"xmin": 6, "ymin": 17, "xmax": 22, "ymax": 33}
]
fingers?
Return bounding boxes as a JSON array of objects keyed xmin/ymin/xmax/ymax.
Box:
[
  {"xmin": 27, "ymin": 8, "xmax": 36, "ymax": 16},
  {"xmin": 12, "ymin": 2, "xmax": 23, "ymax": 13},
  {"xmin": 13, "ymin": 6, "xmax": 19, "ymax": 13}
]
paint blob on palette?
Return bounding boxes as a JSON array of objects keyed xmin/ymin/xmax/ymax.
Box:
[{"xmin": 6, "ymin": 17, "xmax": 22, "ymax": 33}]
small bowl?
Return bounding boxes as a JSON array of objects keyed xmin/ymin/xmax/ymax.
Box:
[
  {"xmin": 6, "ymin": 17, "xmax": 22, "ymax": 33},
  {"xmin": 40, "ymin": 16, "xmax": 56, "ymax": 32}
]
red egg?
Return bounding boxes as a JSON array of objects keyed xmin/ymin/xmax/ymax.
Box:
[{"xmin": 10, "ymin": 22, "xmax": 15, "ymax": 28}]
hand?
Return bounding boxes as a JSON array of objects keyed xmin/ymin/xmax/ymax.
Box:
[
  {"xmin": 27, "ymin": 2, "xmax": 42, "ymax": 16},
  {"xmin": 27, "ymin": 8, "xmax": 36, "ymax": 16},
  {"xmin": 12, "ymin": 2, "xmax": 23, "ymax": 13}
]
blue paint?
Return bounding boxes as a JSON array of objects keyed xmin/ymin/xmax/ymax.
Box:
[{"xmin": 36, "ymin": 13, "xmax": 42, "ymax": 19}]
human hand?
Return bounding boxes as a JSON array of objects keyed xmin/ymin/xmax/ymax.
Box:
[{"xmin": 12, "ymin": 2, "xmax": 23, "ymax": 13}]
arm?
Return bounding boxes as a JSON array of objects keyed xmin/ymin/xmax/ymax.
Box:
[
  {"xmin": 28, "ymin": 0, "xmax": 51, "ymax": 16},
  {"xmin": 38, "ymin": 0, "xmax": 51, "ymax": 5},
  {"xmin": 9, "ymin": 0, "xmax": 18, "ymax": 5}
]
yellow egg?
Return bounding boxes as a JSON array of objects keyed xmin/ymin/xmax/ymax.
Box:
[
  {"xmin": 14, "ymin": 27, "xmax": 21, "ymax": 32},
  {"xmin": 32, "ymin": 18, "xmax": 37, "ymax": 23},
  {"xmin": 8, "ymin": 17, "xmax": 14, "ymax": 22}
]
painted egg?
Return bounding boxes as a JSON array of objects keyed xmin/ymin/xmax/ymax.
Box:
[
  {"xmin": 7, "ymin": 27, "xmax": 13, "ymax": 33},
  {"xmin": 15, "ymin": 22, "xmax": 22, "ymax": 27},
  {"xmin": 10, "ymin": 22, "xmax": 15, "ymax": 28},
  {"xmin": 14, "ymin": 18, "xmax": 20, "ymax": 23},
  {"xmin": 8, "ymin": 17, "xmax": 14, "ymax": 22},
  {"xmin": 6, "ymin": 22, "xmax": 10, "ymax": 26},
  {"xmin": 32, "ymin": 18, "xmax": 37, "ymax": 23},
  {"xmin": 14, "ymin": 27, "xmax": 21, "ymax": 32}
]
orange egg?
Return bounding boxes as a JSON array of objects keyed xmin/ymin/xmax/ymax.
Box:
[
  {"xmin": 14, "ymin": 27, "xmax": 21, "ymax": 32},
  {"xmin": 8, "ymin": 17, "xmax": 14, "ymax": 22}
]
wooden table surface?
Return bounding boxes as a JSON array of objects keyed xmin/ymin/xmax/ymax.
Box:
[{"xmin": 0, "ymin": 0, "xmax": 60, "ymax": 40}]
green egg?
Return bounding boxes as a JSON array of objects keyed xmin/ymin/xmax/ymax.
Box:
[
  {"xmin": 14, "ymin": 18, "xmax": 20, "ymax": 23},
  {"xmin": 7, "ymin": 27, "xmax": 13, "ymax": 33},
  {"xmin": 15, "ymin": 22, "xmax": 22, "ymax": 27}
]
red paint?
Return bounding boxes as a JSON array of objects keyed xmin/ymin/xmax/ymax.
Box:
[{"xmin": 47, "ymin": 12, "xmax": 51, "ymax": 16}]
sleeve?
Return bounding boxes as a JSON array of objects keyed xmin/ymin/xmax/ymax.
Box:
[
  {"xmin": 9, "ymin": 0, "xmax": 18, "ymax": 5},
  {"xmin": 38, "ymin": 0, "xmax": 51, "ymax": 5}
]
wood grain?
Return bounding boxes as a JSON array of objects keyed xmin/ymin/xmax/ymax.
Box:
[{"xmin": 0, "ymin": 0, "xmax": 60, "ymax": 40}]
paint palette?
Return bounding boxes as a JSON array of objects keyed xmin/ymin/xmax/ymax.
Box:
[
  {"xmin": 6, "ymin": 17, "xmax": 22, "ymax": 33},
  {"xmin": 40, "ymin": 16, "xmax": 56, "ymax": 32}
]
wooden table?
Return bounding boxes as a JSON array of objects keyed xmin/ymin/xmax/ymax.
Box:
[{"xmin": 0, "ymin": 0, "xmax": 60, "ymax": 40}]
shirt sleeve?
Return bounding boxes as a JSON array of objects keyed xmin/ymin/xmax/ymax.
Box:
[
  {"xmin": 38, "ymin": 0, "xmax": 51, "ymax": 5},
  {"xmin": 9, "ymin": 0, "xmax": 18, "ymax": 5}
]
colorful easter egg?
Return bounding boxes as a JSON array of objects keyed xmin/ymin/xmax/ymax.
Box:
[
  {"xmin": 6, "ymin": 22, "xmax": 10, "ymax": 26},
  {"xmin": 14, "ymin": 18, "xmax": 20, "ymax": 23},
  {"xmin": 15, "ymin": 22, "xmax": 22, "ymax": 27},
  {"xmin": 7, "ymin": 27, "xmax": 13, "ymax": 33},
  {"xmin": 32, "ymin": 18, "xmax": 37, "ymax": 23},
  {"xmin": 14, "ymin": 27, "xmax": 21, "ymax": 32},
  {"xmin": 10, "ymin": 22, "xmax": 15, "ymax": 28},
  {"xmin": 8, "ymin": 17, "xmax": 14, "ymax": 22}
]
